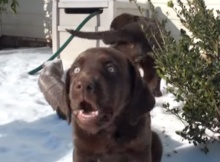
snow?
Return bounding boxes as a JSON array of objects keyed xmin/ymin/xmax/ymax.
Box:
[{"xmin": 0, "ymin": 47, "xmax": 219, "ymax": 162}]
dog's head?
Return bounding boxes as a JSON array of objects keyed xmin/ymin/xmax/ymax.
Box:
[
  {"xmin": 110, "ymin": 13, "xmax": 143, "ymax": 30},
  {"xmin": 65, "ymin": 47, "xmax": 155, "ymax": 134}
]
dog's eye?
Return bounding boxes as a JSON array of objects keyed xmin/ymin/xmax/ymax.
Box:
[
  {"xmin": 73, "ymin": 67, "xmax": 80, "ymax": 74},
  {"xmin": 106, "ymin": 64, "xmax": 115, "ymax": 73}
]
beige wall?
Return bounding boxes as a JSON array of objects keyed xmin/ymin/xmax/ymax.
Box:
[
  {"xmin": 137, "ymin": 0, "xmax": 220, "ymax": 39},
  {"xmin": 0, "ymin": 0, "xmax": 218, "ymax": 39},
  {"xmin": 0, "ymin": 0, "xmax": 52, "ymax": 39}
]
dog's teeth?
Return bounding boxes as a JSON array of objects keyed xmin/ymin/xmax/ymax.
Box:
[
  {"xmin": 79, "ymin": 110, "xmax": 99, "ymax": 119},
  {"xmin": 73, "ymin": 111, "xmax": 78, "ymax": 115},
  {"xmin": 92, "ymin": 111, "xmax": 99, "ymax": 116}
]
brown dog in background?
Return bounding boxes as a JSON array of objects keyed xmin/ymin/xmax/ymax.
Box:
[
  {"xmin": 66, "ymin": 47, "xmax": 162, "ymax": 162},
  {"xmin": 66, "ymin": 13, "xmax": 163, "ymax": 97}
]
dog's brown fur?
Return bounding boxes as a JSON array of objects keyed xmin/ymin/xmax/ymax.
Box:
[
  {"xmin": 66, "ymin": 13, "xmax": 163, "ymax": 96},
  {"xmin": 65, "ymin": 47, "xmax": 162, "ymax": 162}
]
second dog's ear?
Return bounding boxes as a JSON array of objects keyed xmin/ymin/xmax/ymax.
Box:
[
  {"xmin": 66, "ymin": 22, "xmax": 142, "ymax": 45},
  {"xmin": 126, "ymin": 59, "xmax": 155, "ymax": 125},
  {"xmin": 66, "ymin": 29, "xmax": 125, "ymax": 44}
]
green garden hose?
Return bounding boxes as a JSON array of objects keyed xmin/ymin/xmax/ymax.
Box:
[{"xmin": 28, "ymin": 10, "xmax": 101, "ymax": 75}]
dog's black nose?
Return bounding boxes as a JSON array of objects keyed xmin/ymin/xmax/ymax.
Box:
[{"xmin": 75, "ymin": 80, "xmax": 95, "ymax": 93}]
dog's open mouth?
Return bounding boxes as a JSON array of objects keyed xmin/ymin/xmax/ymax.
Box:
[{"xmin": 77, "ymin": 101, "xmax": 99, "ymax": 122}]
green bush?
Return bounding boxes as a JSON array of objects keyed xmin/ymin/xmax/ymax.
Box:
[
  {"xmin": 146, "ymin": 0, "xmax": 220, "ymax": 153},
  {"xmin": 0, "ymin": 0, "xmax": 18, "ymax": 14}
]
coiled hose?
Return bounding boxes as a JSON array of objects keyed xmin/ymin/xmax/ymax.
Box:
[{"xmin": 28, "ymin": 10, "xmax": 101, "ymax": 75}]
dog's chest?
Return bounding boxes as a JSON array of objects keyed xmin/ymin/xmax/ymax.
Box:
[
  {"xmin": 75, "ymin": 131, "xmax": 149, "ymax": 162},
  {"xmin": 98, "ymin": 153, "xmax": 131, "ymax": 162},
  {"xmin": 75, "ymin": 134, "xmax": 113, "ymax": 154},
  {"xmin": 94, "ymin": 150, "xmax": 146, "ymax": 162},
  {"xmin": 75, "ymin": 133, "xmax": 137, "ymax": 155}
]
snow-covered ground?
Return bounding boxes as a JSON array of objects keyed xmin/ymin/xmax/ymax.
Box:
[{"xmin": 0, "ymin": 47, "xmax": 219, "ymax": 162}]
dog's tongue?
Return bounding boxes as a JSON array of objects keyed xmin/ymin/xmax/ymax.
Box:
[{"xmin": 77, "ymin": 110, "xmax": 99, "ymax": 122}]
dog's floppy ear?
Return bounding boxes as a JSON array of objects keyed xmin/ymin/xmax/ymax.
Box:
[
  {"xmin": 38, "ymin": 60, "xmax": 71, "ymax": 123},
  {"xmin": 64, "ymin": 69, "xmax": 72, "ymax": 124},
  {"xmin": 126, "ymin": 59, "xmax": 155, "ymax": 125}
]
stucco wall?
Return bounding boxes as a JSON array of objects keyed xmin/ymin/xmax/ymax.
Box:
[
  {"xmin": 0, "ymin": 0, "xmax": 52, "ymax": 39},
  {"xmin": 0, "ymin": 0, "xmax": 218, "ymax": 39},
  {"xmin": 137, "ymin": 0, "xmax": 220, "ymax": 39}
]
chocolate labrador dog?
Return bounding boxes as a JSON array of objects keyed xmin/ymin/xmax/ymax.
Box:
[
  {"xmin": 64, "ymin": 47, "xmax": 162, "ymax": 162},
  {"xmin": 66, "ymin": 13, "xmax": 163, "ymax": 97}
]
